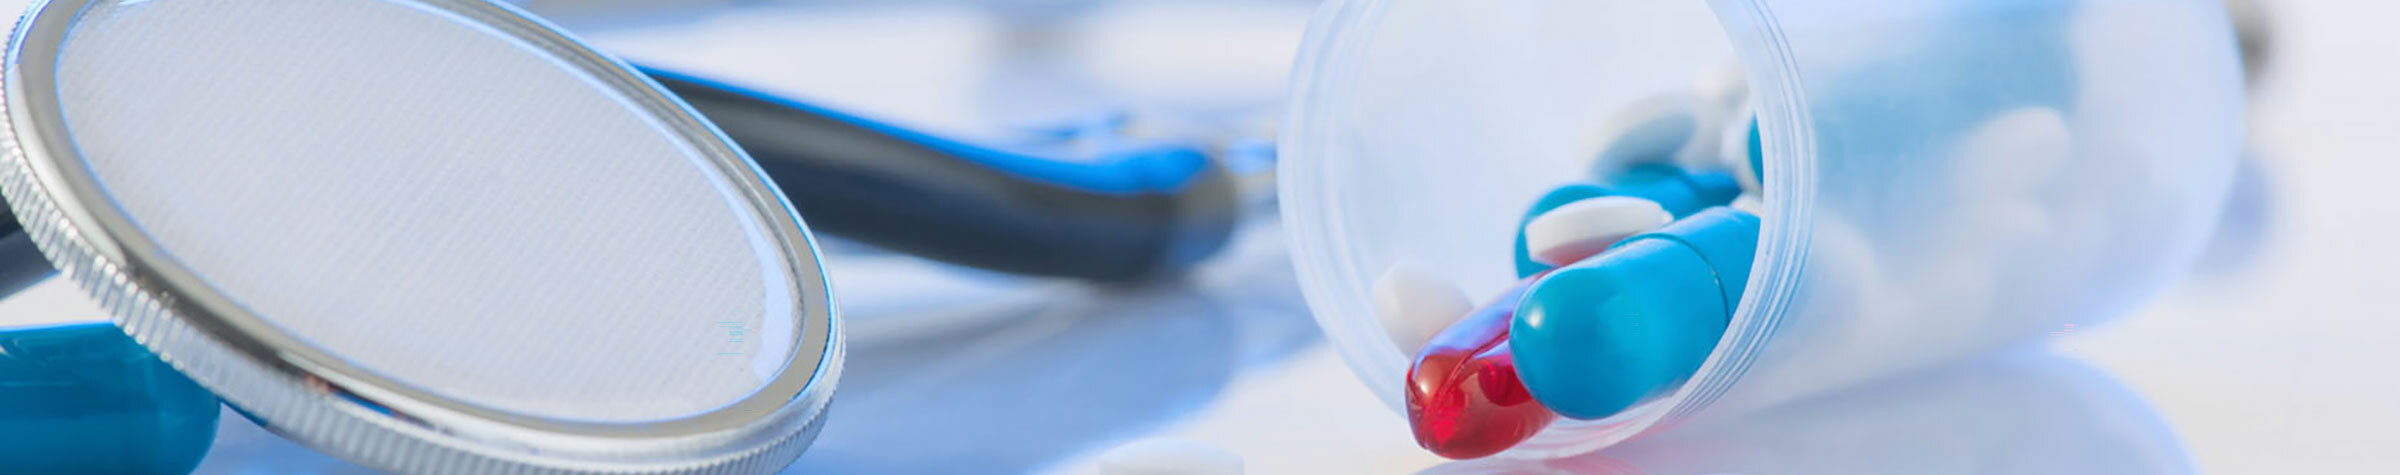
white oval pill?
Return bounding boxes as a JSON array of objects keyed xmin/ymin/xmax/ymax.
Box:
[
  {"xmin": 1524, "ymin": 196, "xmax": 1674, "ymax": 266},
  {"xmin": 1373, "ymin": 262, "xmax": 1475, "ymax": 354},
  {"xmin": 1097, "ymin": 438, "xmax": 1244, "ymax": 475},
  {"xmin": 1588, "ymin": 94, "xmax": 1700, "ymax": 182}
]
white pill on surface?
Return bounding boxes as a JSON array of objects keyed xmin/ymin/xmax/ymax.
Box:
[
  {"xmin": 1373, "ymin": 262, "xmax": 1475, "ymax": 354},
  {"xmin": 1097, "ymin": 438, "xmax": 1244, "ymax": 475},
  {"xmin": 1588, "ymin": 94, "xmax": 1701, "ymax": 181},
  {"xmin": 1523, "ymin": 196, "xmax": 1674, "ymax": 266}
]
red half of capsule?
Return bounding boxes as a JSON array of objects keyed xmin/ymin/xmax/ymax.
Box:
[{"xmin": 1406, "ymin": 275, "xmax": 1557, "ymax": 459}]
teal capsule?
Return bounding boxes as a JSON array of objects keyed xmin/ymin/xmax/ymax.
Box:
[
  {"xmin": 1744, "ymin": 117, "xmax": 1764, "ymax": 188},
  {"xmin": 1510, "ymin": 207, "xmax": 1759, "ymax": 420},
  {"xmin": 1514, "ymin": 164, "xmax": 1742, "ymax": 277},
  {"xmin": 0, "ymin": 322, "xmax": 220, "ymax": 474}
]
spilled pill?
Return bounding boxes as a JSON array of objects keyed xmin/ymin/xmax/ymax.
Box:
[
  {"xmin": 1407, "ymin": 275, "xmax": 1556, "ymax": 459},
  {"xmin": 1375, "ymin": 262, "xmax": 1476, "ymax": 353},
  {"xmin": 1523, "ymin": 196, "xmax": 1672, "ymax": 266},
  {"xmin": 1098, "ymin": 438, "xmax": 1244, "ymax": 475}
]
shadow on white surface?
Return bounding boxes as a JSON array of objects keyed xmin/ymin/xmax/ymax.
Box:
[{"xmin": 1429, "ymin": 350, "xmax": 2194, "ymax": 475}]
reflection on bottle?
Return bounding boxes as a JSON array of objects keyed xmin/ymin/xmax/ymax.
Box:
[
  {"xmin": 0, "ymin": 322, "xmax": 221, "ymax": 474},
  {"xmin": 1428, "ymin": 351, "xmax": 2193, "ymax": 474}
]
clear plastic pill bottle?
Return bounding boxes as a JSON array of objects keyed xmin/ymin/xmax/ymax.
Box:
[{"xmin": 1278, "ymin": 0, "xmax": 2243, "ymax": 458}]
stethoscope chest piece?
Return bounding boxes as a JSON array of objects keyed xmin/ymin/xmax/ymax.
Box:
[{"xmin": 0, "ymin": 0, "xmax": 839, "ymax": 472}]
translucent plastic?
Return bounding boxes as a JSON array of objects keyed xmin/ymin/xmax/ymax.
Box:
[{"xmin": 1280, "ymin": 0, "xmax": 2242, "ymax": 457}]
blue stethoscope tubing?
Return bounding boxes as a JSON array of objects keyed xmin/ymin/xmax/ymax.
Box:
[{"xmin": 0, "ymin": 66, "xmax": 1243, "ymax": 295}]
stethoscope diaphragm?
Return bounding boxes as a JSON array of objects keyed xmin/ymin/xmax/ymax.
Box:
[{"xmin": 2, "ymin": 0, "xmax": 838, "ymax": 472}]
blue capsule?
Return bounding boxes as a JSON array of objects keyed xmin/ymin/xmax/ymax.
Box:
[
  {"xmin": 1509, "ymin": 207, "xmax": 1758, "ymax": 420},
  {"xmin": 0, "ymin": 322, "xmax": 220, "ymax": 473},
  {"xmin": 1514, "ymin": 164, "xmax": 1742, "ymax": 277}
]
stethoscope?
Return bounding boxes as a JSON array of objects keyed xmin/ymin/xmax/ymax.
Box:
[{"xmin": 0, "ymin": 0, "xmax": 1258, "ymax": 473}]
